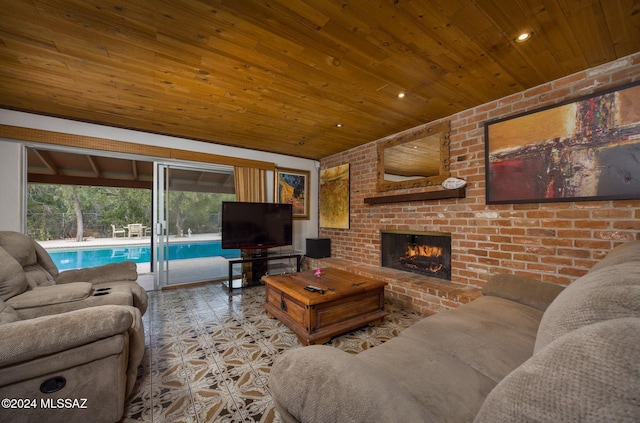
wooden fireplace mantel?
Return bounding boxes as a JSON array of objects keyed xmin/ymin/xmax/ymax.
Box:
[{"xmin": 364, "ymin": 187, "xmax": 466, "ymax": 204}]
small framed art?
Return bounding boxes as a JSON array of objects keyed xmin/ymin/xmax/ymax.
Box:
[{"xmin": 275, "ymin": 167, "xmax": 310, "ymax": 219}]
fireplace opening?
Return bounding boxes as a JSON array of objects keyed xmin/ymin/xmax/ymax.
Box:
[{"xmin": 381, "ymin": 231, "xmax": 451, "ymax": 280}]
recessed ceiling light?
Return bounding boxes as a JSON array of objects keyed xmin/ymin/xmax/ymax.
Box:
[
  {"xmin": 397, "ymin": 92, "xmax": 406, "ymax": 98},
  {"xmin": 515, "ymin": 32, "xmax": 532, "ymax": 43},
  {"xmin": 335, "ymin": 123, "xmax": 343, "ymax": 128}
]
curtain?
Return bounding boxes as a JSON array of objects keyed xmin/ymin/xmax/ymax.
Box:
[
  {"xmin": 233, "ymin": 166, "xmax": 268, "ymax": 281},
  {"xmin": 234, "ymin": 166, "xmax": 267, "ymax": 202}
]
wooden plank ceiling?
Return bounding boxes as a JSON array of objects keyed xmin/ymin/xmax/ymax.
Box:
[{"xmin": 1, "ymin": 0, "xmax": 639, "ymax": 161}]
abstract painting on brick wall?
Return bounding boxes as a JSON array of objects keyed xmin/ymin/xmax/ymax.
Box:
[
  {"xmin": 319, "ymin": 163, "xmax": 350, "ymax": 229},
  {"xmin": 485, "ymin": 81, "xmax": 640, "ymax": 204}
]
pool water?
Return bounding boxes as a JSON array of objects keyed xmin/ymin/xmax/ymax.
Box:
[{"xmin": 48, "ymin": 241, "xmax": 240, "ymax": 271}]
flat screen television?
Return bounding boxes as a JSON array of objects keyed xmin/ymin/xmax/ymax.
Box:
[{"xmin": 221, "ymin": 201, "xmax": 293, "ymax": 250}]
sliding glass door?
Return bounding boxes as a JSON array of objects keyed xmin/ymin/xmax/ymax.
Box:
[{"xmin": 153, "ymin": 162, "xmax": 236, "ymax": 288}]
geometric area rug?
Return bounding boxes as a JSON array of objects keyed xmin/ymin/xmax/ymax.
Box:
[{"xmin": 122, "ymin": 282, "xmax": 425, "ymax": 422}]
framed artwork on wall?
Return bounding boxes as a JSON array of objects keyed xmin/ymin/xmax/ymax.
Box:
[
  {"xmin": 485, "ymin": 81, "xmax": 640, "ymax": 204},
  {"xmin": 319, "ymin": 163, "xmax": 350, "ymax": 229},
  {"xmin": 275, "ymin": 167, "xmax": 310, "ymax": 219}
]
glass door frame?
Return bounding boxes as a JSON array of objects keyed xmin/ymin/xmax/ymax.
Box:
[
  {"xmin": 152, "ymin": 160, "xmax": 235, "ymax": 289},
  {"xmin": 152, "ymin": 162, "xmax": 168, "ymax": 289}
]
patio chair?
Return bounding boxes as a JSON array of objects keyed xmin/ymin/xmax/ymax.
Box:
[
  {"xmin": 111, "ymin": 224, "xmax": 126, "ymax": 238},
  {"xmin": 127, "ymin": 223, "xmax": 143, "ymax": 238}
]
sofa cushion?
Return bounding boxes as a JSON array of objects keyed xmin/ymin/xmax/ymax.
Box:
[
  {"xmin": 23, "ymin": 263, "xmax": 56, "ymax": 288},
  {"xmin": 0, "ymin": 247, "xmax": 28, "ymax": 301},
  {"xmin": 0, "ymin": 231, "xmax": 38, "ymax": 267},
  {"xmin": 589, "ymin": 240, "xmax": 640, "ymax": 272},
  {"xmin": 356, "ymin": 296, "xmax": 544, "ymax": 422},
  {"xmin": 0, "ymin": 304, "xmax": 134, "ymax": 367},
  {"xmin": 474, "ymin": 317, "xmax": 640, "ymax": 423},
  {"xmin": 0, "ymin": 299, "xmax": 19, "ymax": 325},
  {"xmin": 535, "ymin": 262, "xmax": 640, "ymax": 352},
  {"xmin": 6, "ymin": 282, "xmax": 93, "ymax": 310},
  {"xmin": 270, "ymin": 345, "xmax": 433, "ymax": 423},
  {"xmin": 483, "ymin": 273, "xmax": 565, "ymax": 311},
  {"xmin": 33, "ymin": 240, "xmax": 59, "ymax": 278},
  {"xmin": 56, "ymin": 261, "xmax": 138, "ymax": 284}
]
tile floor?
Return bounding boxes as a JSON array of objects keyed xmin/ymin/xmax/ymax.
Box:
[{"xmin": 121, "ymin": 282, "xmax": 425, "ymax": 423}]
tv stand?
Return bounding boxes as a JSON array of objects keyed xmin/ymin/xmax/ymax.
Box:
[{"xmin": 226, "ymin": 250, "xmax": 302, "ymax": 299}]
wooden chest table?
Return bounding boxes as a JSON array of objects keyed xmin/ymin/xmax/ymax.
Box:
[{"xmin": 263, "ymin": 268, "xmax": 388, "ymax": 345}]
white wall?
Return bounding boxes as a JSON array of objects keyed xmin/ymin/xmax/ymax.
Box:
[
  {"xmin": 0, "ymin": 140, "xmax": 24, "ymax": 231},
  {"xmin": 0, "ymin": 109, "xmax": 320, "ymax": 251}
]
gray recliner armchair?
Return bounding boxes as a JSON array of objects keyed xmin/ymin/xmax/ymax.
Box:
[
  {"xmin": 0, "ymin": 231, "xmax": 148, "ymax": 319},
  {"xmin": 0, "ymin": 299, "xmax": 145, "ymax": 423}
]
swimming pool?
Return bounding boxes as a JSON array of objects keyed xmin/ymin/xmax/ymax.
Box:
[{"xmin": 48, "ymin": 241, "xmax": 240, "ymax": 271}]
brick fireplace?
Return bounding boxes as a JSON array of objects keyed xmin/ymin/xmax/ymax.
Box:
[
  {"xmin": 381, "ymin": 230, "xmax": 451, "ymax": 280},
  {"xmin": 318, "ymin": 55, "xmax": 640, "ymax": 288}
]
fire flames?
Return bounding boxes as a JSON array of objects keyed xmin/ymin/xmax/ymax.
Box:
[
  {"xmin": 402, "ymin": 244, "xmax": 445, "ymax": 273},
  {"xmin": 406, "ymin": 244, "xmax": 443, "ymax": 257}
]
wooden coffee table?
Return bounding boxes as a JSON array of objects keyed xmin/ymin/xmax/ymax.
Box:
[{"xmin": 263, "ymin": 268, "xmax": 388, "ymax": 345}]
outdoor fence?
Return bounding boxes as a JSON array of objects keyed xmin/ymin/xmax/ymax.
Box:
[
  {"xmin": 27, "ymin": 212, "xmax": 125, "ymax": 240},
  {"xmin": 27, "ymin": 212, "xmax": 221, "ymax": 240}
]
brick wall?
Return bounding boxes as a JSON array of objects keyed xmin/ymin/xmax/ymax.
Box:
[{"xmin": 319, "ymin": 53, "xmax": 640, "ymax": 288}]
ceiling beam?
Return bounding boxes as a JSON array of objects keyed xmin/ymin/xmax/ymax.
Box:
[
  {"xmin": 87, "ymin": 155, "xmax": 101, "ymax": 178},
  {"xmin": 33, "ymin": 149, "xmax": 58, "ymax": 175},
  {"xmin": 132, "ymin": 160, "xmax": 139, "ymax": 181},
  {"xmin": 28, "ymin": 173, "xmax": 152, "ymax": 190}
]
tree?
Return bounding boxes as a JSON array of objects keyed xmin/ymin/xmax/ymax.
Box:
[
  {"xmin": 71, "ymin": 186, "xmax": 84, "ymax": 241},
  {"xmin": 167, "ymin": 190, "xmax": 234, "ymax": 236},
  {"xmin": 27, "ymin": 184, "xmax": 67, "ymax": 239},
  {"xmin": 27, "ymin": 183, "xmax": 231, "ymax": 240},
  {"xmin": 27, "ymin": 184, "xmax": 151, "ymax": 240}
]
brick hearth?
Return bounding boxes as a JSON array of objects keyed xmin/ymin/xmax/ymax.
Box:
[{"xmin": 303, "ymin": 257, "xmax": 482, "ymax": 315}]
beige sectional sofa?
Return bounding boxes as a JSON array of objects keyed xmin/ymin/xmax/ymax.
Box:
[
  {"xmin": 270, "ymin": 240, "xmax": 640, "ymax": 422},
  {"xmin": 0, "ymin": 231, "xmax": 147, "ymax": 423},
  {"xmin": 0, "ymin": 231, "xmax": 147, "ymax": 317},
  {"xmin": 0, "ymin": 302, "xmax": 144, "ymax": 423}
]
